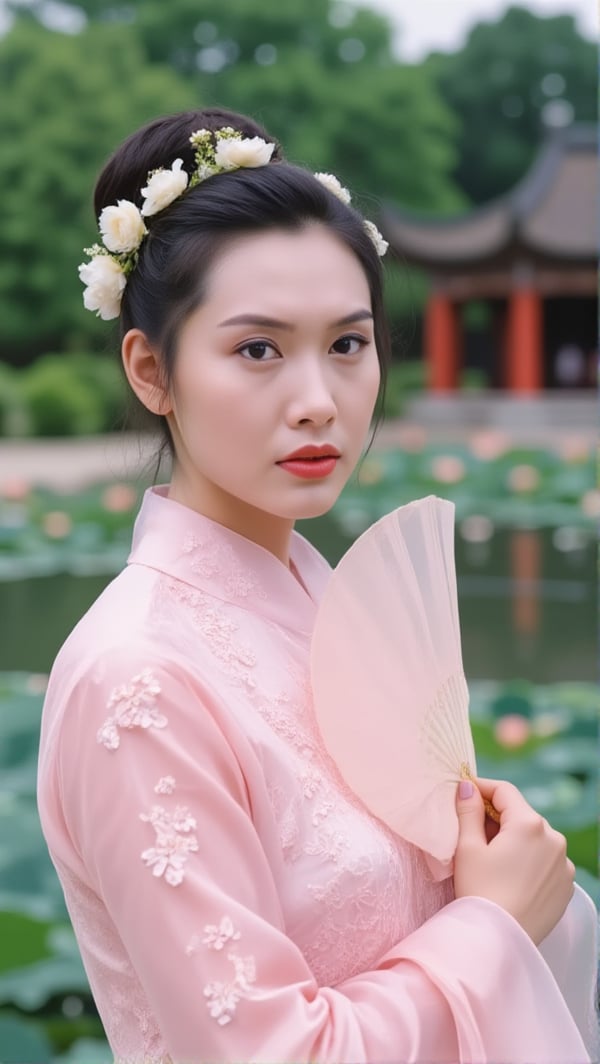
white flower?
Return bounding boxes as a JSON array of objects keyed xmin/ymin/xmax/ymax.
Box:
[
  {"xmin": 214, "ymin": 136, "xmax": 274, "ymax": 172},
  {"xmin": 78, "ymin": 255, "xmax": 127, "ymax": 320},
  {"xmin": 154, "ymin": 775, "xmax": 176, "ymax": 795},
  {"xmin": 97, "ymin": 668, "xmax": 167, "ymax": 748},
  {"xmin": 314, "ymin": 172, "xmax": 352, "ymax": 205},
  {"xmin": 363, "ymin": 219, "xmax": 389, "ymax": 256},
  {"xmin": 141, "ymin": 158, "xmax": 188, "ymax": 217},
  {"xmin": 189, "ymin": 128, "xmax": 211, "ymax": 147},
  {"xmin": 197, "ymin": 163, "xmax": 218, "ymax": 181},
  {"xmin": 139, "ymin": 802, "xmax": 199, "ymax": 886},
  {"xmin": 203, "ymin": 953, "xmax": 257, "ymax": 1025},
  {"xmin": 203, "ymin": 916, "xmax": 241, "ymax": 951},
  {"xmin": 99, "ymin": 199, "xmax": 147, "ymax": 253}
]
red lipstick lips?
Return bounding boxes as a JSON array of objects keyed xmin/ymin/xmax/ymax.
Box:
[
  {"xmin": 279, "ymin": 444, "xmax": 340, "ymax": 462},
  {"xmin": 277, "ymin": 444, "xmax": 340, "ymax": 480}
]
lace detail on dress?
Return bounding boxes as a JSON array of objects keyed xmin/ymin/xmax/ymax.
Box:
[
  {"xmin": 55, "ymin": 860, "xmax": 169, "ymax": 1062},
  {"xmin": 139, "ymin": 802, "xmax": 198, "ymax": 885},
  {"xmin": 97, "ymin": 669, "xmax": 167, "ymax": 750},
  {"xmin": 163, "ymin": 581, "xmax": 258, "ymax": 689},
  {"xmin": 111, "ymin": 982, "xmax": 170, "ymax": 1063},
  {"xmin": 188, "ymin": 917, "xmax": 256, "ymax": 1026},
  {"xmin": 250, "ymin": 660, "xmax": 455, "ymax": 984},
  {"xmin": 265, "ymin": 781, "xmax": 301, "ymax": 854},
  {"xmin": 156, "ymin": 576, "xmax": 453, "ymax": 985},
  {"xmin": 182, "ymin": 532, "xmax": 268, "ymax": 600}
]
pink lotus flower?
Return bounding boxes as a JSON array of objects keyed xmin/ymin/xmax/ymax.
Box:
[
  {"xmin": 102, "ymin": 483, "xmax": 137, "ymax": 513},
  {"xmin": 507, "ymin": 464, "xmax": 540, "ymax": 493},
  {"xmin": 494, "ymin": 714, "xmax": 531, "ymax": 748},
  {"xmin": 42, "ymin": 511, "xmax": 72, "ymax": 538},
  {"xmin": 581, "ymin": 490, "xmax": 600, "ymax": 518},
  {"xmin": 1, "ymin": 478, "xmax": 31, "ymax": 502},
  {"xmin": 469, "ymin": 430, "xmax": 509, "ymax": 461},
  {"xmin": 556, "ymin": 435, "xmax": 591, "ymax": 463},
  {"xmin": 431, "ymin": 455, "xmax": 466, "ymax": 484}
]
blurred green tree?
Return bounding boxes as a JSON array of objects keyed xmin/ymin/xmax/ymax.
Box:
[
  {"xmin": 5, "ymin": 0, "xmax": 462, "ymax": 206},
  {"xmin": 1, "ymin": 0, "xmax": 462, "ymax": 361},
  {"xmin": 0, "ymin": 18, "xmax": 193, "ymax": 363},
  {"xmin": 98, "ymin": 0, "xmax": 461, "ymax": 206},
  {"xmin": 425, "ymin": 5, "xmax": 596, "ymax": 204}
]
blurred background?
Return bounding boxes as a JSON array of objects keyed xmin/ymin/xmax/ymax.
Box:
[{"xmin": 0, "ymin": 0, "xmax": 597, "ymax": 1059}]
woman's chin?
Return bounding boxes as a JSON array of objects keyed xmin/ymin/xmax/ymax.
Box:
[{"xmin": 288, "ymin": 493, "xmax": 342, "ymax": 521}]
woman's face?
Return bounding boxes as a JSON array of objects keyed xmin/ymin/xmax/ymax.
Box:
[{"xmin": 163, "ymin": 224, "xmax": 381, "ymax": 550}]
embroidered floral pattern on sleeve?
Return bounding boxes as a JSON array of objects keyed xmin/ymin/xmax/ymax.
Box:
[
  {"xmin": 154, "ymin": 775, "xmax": 176, "ymax": 795},
  {"xmin": 97, "ymin": 669, "xmax": 168, "ymax": 750},
  {"xmin": 139, "ymin": 802, "xmax": 199, "ymax": 885},
  {"xmin": 187, "ymin": 917, "xmax": 257, "ymax": 1026},
  {"xmin": 204, "ymin": 953, "xmax": 257, "ymax": 1026},
  {"xmin": 202, "ymin": 915, "xmax": 241, "ymax": 950}
]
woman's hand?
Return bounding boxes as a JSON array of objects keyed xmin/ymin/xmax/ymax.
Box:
[{"xmin": 453, "ymin": 776, "xmax": 575, "ymax": 945}]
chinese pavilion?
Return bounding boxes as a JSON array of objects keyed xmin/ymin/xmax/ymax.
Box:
[{"xmin": 380, "ymin": 125, "xmax": 597, "ymax": 392}]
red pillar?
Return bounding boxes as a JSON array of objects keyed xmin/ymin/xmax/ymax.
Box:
[
  {"xmin": 424, "ymin": 292, "xmax": 460, "ymax": 391},
  {"xmin": 505, "ymin": 287, "xmax": 543, "ymax": 392}
]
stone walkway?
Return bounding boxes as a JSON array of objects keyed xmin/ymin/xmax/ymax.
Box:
[{"xmin": 0, "ymin": 433, "xmax": 166, "ymax": 491}]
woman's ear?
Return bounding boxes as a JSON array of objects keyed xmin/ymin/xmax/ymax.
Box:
[{"xmin": 121, "ymin": 329, "xmax": 171, "ymax": 416}]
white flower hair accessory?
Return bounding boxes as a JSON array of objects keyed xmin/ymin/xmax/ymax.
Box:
[
  {"xmin": 313, "ymin": 172, "xmax": 388, "ymax": 257},
  {"xmin": 78, "ymin": 252, "xmax": 128, "ymax": 320},
  {"xmin": 79, "ymin": 126, "xmax": 276, "ymax": 320},
  {"xmin": 141, "ymin": 159, "xmax": 189, "ymax": 217},
  {"xmin": 363, "ymin": 219, "xmax": 389, "ymax": 257},
  {"xmin": 99, "ymin": 200, "xmax": 148, "ymax": 253},
  {"xmin": 79, "ymin": 127, "xmax": 385, "ymax": 320},
  {"xmin": 214, "ymin": 135, "xmax": 275, "ymax": 171},
  {"xmin": 313, "ymin": 172, "xmax": 351, "ymax": 205}
]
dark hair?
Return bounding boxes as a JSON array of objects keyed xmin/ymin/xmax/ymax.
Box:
[{"xmin": 94, "ymin": 107, "xmax": 390, "ymax": 458}]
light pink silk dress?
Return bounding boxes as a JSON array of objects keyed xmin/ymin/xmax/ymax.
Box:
[{"xmin": 37, "ymin": 486, "xmax": 596, "ymax": 1063}]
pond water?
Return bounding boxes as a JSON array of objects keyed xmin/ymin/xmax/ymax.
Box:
[{"xmin": 0, "ymin": 513, "xmax": 594, "ymax": 682}]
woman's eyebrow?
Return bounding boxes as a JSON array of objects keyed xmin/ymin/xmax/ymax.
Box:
[
  {"xmin": 218, "ymin": 309, "xmax": 374, "ymax": 329},
  {"xmin": 219, "ymin": 314, "xmax": 294, "ymax": 330},
  {"xmin": 333, "ymin": 310, "xmax": 374, "ymax": 327}
]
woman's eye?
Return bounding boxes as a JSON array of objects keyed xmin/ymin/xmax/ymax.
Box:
[
  {"xmin": 331, "ymin": 335, "xmax": 367, "ymax": 356},
  {"xmin": 237, "ymin": 341, "xmax": 279, "ymax": 361}
]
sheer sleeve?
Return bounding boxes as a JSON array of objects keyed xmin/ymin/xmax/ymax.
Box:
[{"xmin": 56, "ymin": 648, "xmax": 591, "ymax": 1064}]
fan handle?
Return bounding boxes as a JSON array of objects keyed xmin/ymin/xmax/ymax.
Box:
[{"xmin": 460, "ymin": 763, "xmax": 501, "ymax": 823}]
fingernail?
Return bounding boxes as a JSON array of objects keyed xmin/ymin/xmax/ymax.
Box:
[{"xmin": 459, "ymin": 780, "xmax": 474, "ymax": 799}]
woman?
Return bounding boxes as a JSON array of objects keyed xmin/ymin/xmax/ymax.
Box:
[{"xmin": 37, "ymin": 108, "xmax": 595, "ymax": 1063}]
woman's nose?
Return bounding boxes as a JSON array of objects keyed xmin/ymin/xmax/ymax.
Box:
[{"xmin": 287, "ymin": 368, "xmax": 337, "ymax": 426}]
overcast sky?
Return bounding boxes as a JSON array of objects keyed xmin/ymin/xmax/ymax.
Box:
[
  {"xmin": 0, "ymin": 0, "xmax": 596, "ymax": 53},
  {"xmin": 368, "ymin": 0, "xmax": 596, "ymax": 60}
]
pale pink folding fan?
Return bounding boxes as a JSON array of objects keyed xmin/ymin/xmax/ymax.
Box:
[
  {"xmin": 311, "ymin": 500, "xmax": 599, "ymax": 1049},
  {"xmin": 310, "ymin": 494, "xmax": 496, "ymax": 881}
]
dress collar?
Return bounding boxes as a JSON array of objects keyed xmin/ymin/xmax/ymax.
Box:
[{"xmin": 127, "ymin": 486, "xmax": 332, "ymax": 636}]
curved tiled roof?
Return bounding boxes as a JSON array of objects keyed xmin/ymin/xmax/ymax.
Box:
[{"xmin": 380, "ymin": 125, "xmax": 596, "ymax": 268}]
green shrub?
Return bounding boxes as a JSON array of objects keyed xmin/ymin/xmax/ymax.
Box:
[
  {"xmin": 376, "ymin": 359, "xmax": 426, "ymax": 418},
  {"xmin": 14, "ymin": 353, "xmax": 129, "ymax": 437},
  {"xmin": 49, "ymin": 353, "xmax": 128, "ymax": 433},
  {"xmin": 21, "ymin": 357, "xmax": 105, "ymax": 437},
  {"xmin": 0, "ymin": 363, "xmax": 28, "ymax": 437}
]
